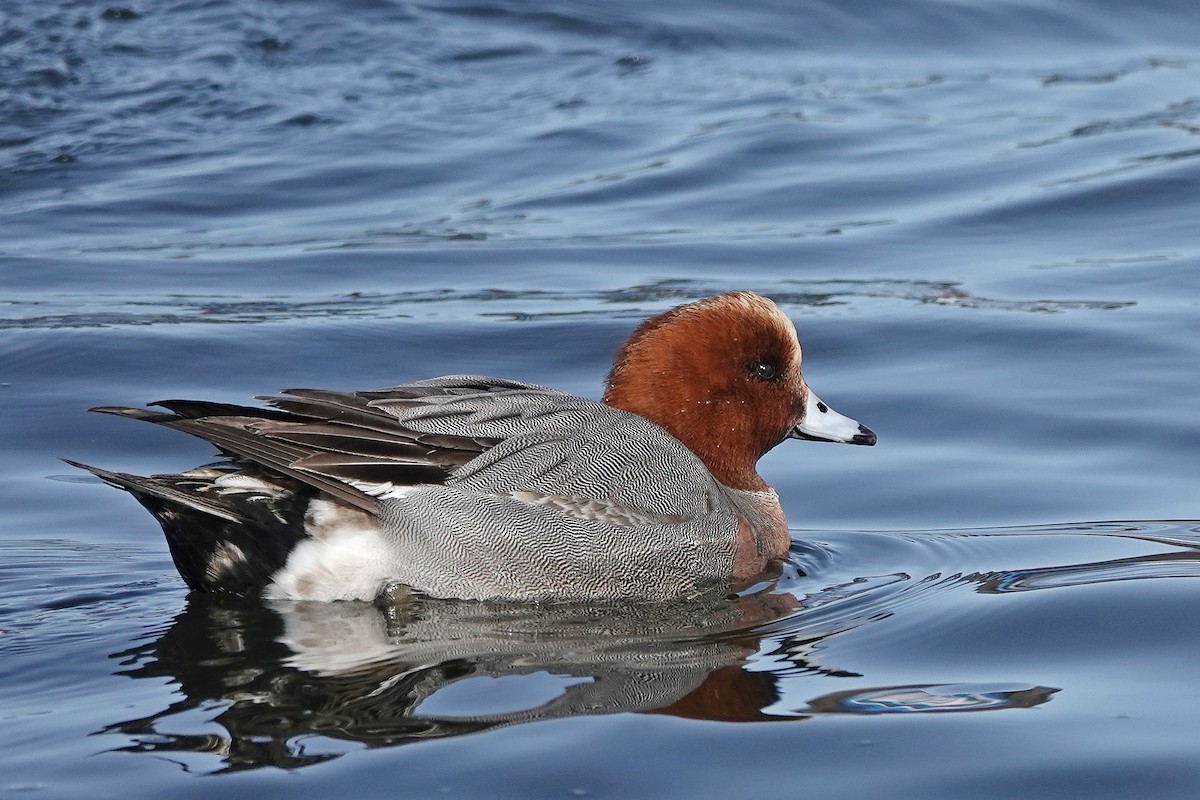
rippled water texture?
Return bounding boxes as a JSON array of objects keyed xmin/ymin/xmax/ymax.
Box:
[{"xmin": 2, "ymin": 0, "xmax": 1199, "ymax": 797}]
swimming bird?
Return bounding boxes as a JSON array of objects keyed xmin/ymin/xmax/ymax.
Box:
[{"xmin": 70, "ymin": 291, "xmax": 875, "ymax": 602}]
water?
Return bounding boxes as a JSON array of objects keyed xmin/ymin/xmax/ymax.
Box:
[{"xmin": 2, "ymin": 0, "xmax": 1199, "ymax": 796}]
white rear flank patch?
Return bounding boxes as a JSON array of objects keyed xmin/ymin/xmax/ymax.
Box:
[{"xmin": 265, "ymin": 498, "xmax": 392, "ymax": 602}]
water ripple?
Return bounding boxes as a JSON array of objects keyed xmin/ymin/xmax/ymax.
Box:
[
  {"xmin": 0, "ymin": 278, "xmax": 1135, "ymax": 330},
  {"xmin": 13, "ymin": 519, "xmax": 1176, "ymax": 771}
]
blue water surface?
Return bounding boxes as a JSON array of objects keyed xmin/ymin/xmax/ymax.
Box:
[{"xmin": 2, "ymin": 0, "xmax": 1199, "ymax": 797}]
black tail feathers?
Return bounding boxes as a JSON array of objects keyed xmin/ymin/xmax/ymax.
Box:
[{"xmin": 66, "ymin": 459, "xmax": 311, "ymax": 595}]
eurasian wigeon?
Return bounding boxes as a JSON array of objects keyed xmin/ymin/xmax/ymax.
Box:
[{"xmin": 70, "ymin": 291, "xmax": 875, "ymax": 602}]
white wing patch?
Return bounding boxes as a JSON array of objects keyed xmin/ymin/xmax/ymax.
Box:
[
  {"xmin": 213, "ymin": 473, "xmax": 288, "ymax": 498},
  {"xmin": 212, "ymin": 473, "xmax": 291, "ymax": 523},
  {"xmin": 347, "ymin": 479, "xmax": 417, "ymax": 500}
]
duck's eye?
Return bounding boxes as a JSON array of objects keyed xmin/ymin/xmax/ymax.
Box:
[{"xmin": 750, "ymin": 360, "xmax": 779, "ymax": 381}]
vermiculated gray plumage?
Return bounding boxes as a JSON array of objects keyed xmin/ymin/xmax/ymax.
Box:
[{"xmin": 75, "ymin": 376, "xmax": 754, "ymax": 601}]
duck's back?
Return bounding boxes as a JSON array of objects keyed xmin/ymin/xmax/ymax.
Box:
[{"xmin": 80, "ymin": 376, "xmax": 744, "ymax": 602}]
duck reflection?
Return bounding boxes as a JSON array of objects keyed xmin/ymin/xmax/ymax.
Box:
[{"xmin": 103, "ymin": 577, "xmax": 1056, "ymax": 772}]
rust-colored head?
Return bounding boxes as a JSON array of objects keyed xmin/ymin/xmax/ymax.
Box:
[{"xmin": 602, "ymin": 292, "xmax": 874, "ymax": 491}]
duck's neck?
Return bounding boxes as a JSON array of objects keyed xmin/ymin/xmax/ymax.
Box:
[{"xmin": 603, "ymin": 390, "xmax": 770, "ymax": 492}]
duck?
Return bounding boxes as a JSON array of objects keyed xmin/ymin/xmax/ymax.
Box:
[{"xmin": 69, "ymin": 291, "xmax": 875, "ymax": 602}]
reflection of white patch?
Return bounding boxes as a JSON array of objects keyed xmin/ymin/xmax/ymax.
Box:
[
  {"xmin": 266, "ymin": 499, "xmax": 390, "ymax": 602},
  {"xmin": 271, "ymin": 599, "xmax": 401, "ymax": 674}
]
